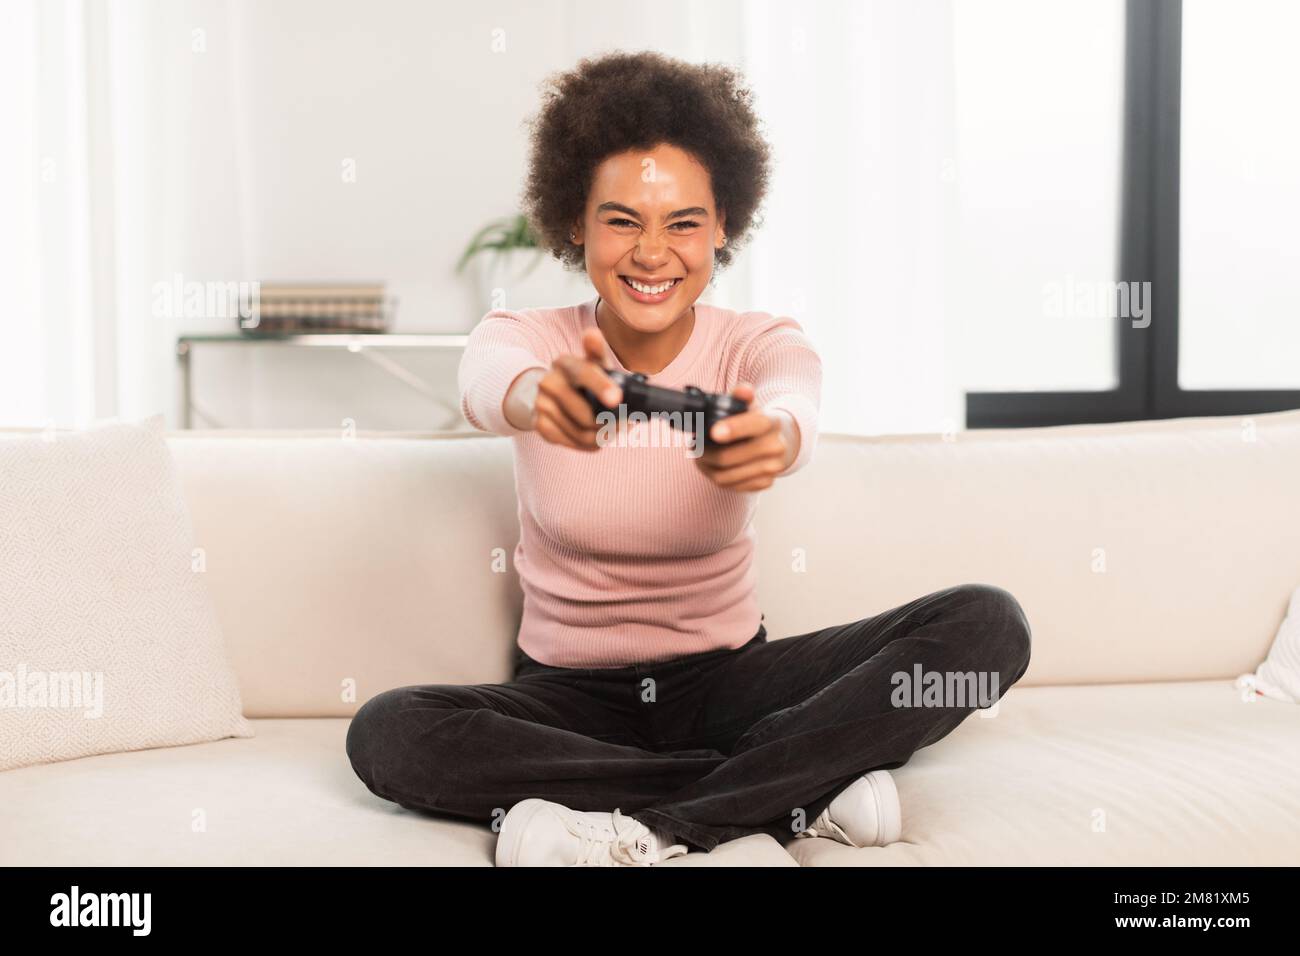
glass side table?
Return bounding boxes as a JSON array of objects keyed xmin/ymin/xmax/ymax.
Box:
[{"xmin": 176, "ymin": 332, "xmax": 470, "ymax": 429}]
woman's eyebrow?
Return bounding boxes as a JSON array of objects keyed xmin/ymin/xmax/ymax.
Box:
[{"xmin": 596, "ymin": 202, "xmax": 709, "ymax": 221}]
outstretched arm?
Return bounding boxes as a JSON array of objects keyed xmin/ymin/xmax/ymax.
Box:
[
  {"xmin": 695, "ymin": 318, "xmax": 822, "ymax": 491},
  {"xmin": 457, "ymin": 311, "xmax": 551, "ymax": 437}
]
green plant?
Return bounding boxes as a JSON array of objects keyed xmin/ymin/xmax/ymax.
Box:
[{"xmin": 456, "ymin": 213, "xmax": 547, "ymax": 277}]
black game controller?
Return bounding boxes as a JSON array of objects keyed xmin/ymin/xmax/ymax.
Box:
[{"xmin": 580, "ymin": 368, "xmax": 748, "ymax": 448}]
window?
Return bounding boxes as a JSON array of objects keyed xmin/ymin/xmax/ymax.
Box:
[
  {"xmin": 1179, "ymin": 0, "xmax": 1300, "ymax": 390},
  {"xmin": 954, "ymin": 0, "xmax": 1125, "ymax": 394},
  {"xmin": 966, "ymin": 0, "xmax": 1300, "ymax": 427}
]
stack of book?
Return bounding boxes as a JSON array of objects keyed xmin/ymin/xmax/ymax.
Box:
[{"xmin": 241, "ymin": 282, "xmax": 392, "ymax": 334}]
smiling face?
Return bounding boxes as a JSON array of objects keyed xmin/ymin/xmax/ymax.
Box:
[{"xmin": 571, "ymin": 142, "xmax": 726, "ymax": 335}]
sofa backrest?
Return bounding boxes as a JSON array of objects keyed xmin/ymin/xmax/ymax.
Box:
[
  {"xmin": 157, "ymin": 407, "xmax": 1300, "ymax": 716},
  {"xmin": 166, "ymin": 431, "xmax": 523, "ymax": 718},
  {"xmin": 6, "ymin": 407, "xmax": 1291, "ymax": 717},
  {"xmin": 756, "ymin": 408, "xmax": 1300, "ymax": 694}
]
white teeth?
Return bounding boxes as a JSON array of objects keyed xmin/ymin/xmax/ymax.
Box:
[{"xmin": 625, "ymin": 277, "xmax": 677, "ymax": 295}]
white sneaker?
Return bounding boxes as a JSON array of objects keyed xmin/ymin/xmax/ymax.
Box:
[
  {"xmin": 796, "ymin": 770, "xmax": 902, "ymax": 847},
  {"xmin": 495, "ymin": 798, "xmax": 691, "ymax": 867}
]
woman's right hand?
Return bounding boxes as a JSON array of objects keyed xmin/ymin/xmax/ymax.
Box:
[{"xmin": 506, "ymin": 328, "xmax": 622, "ymax": 450}]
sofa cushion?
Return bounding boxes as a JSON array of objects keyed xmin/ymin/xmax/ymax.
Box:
[
  {"xmin": 788, "ymin": 679, "xmax": 1300, "ymax": 866},
  {"xmin": 1239, "ymin": 583, "xmax": 1300, "ymax": 703},
  {"xmin": 6, "ymin": 681, "xmax": 1292, "ymax": 866},
  {"xmin": 0, "ymin": 718, "xmax": 796, "ymax": 866},
  {"xmin": 0, "ymin": 417, "xmax": 252, "ymax": 771}
]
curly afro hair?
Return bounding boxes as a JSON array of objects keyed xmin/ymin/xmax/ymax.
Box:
[{"xmin": 520, "ymin": 50, "xmax": 772, "ymax": 275}]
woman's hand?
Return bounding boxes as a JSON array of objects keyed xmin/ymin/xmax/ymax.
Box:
[
  {"xmin": 505, "ymin": 328, "xmax": 622, "ymax": 450},
  {"xmin": 693, "ymin": 382, "xmax": 799, "ymax": 492}
]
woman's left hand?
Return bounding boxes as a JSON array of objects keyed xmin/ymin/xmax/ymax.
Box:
[{"xmin": 693, "ymin": 382, "xmax": 798, "ymax": 492}]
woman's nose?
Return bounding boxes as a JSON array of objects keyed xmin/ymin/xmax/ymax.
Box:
[{"xmin": 634, "ymin": 236, "xmax": 670, "ymax": 265}]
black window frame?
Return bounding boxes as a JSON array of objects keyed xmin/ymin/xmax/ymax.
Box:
[{"xmin": 965, "ymin": 0, "xmax": 1300, "ymax": 428}]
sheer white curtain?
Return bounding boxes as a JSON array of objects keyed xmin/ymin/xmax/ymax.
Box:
[
  {"xmin": 0, "ymin": 0, "xmax": 250, "ymax": 431},
  {"xmin": 0, "ymin": 0, "xmax": 115, "ymax": 429},
  {"xmin": 738, "ymin": 0, "xmax": 961, "ymax": 436}
]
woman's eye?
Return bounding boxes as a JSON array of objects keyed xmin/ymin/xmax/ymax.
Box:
[{"xmin": 605, "ymin": 218, "xmax": 700, "ymax": 231}]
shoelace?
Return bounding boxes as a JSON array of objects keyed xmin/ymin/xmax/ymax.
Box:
[
  {"xmin": 571, "ymin": 809, "xmax": 656, "ymax": 866},
  {"xmin": 803, "ymin": 806, "xmax": 855, "ymax": 846}
]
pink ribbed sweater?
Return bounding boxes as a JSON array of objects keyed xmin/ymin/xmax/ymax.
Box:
[{"xmin": 457, "ymin": 295, "xmax": 822, "ymax": 668}]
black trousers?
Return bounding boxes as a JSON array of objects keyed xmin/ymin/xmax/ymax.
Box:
[{"xmin": 346, "ymin": 582, "xmax": 1032, "ymax": 852}]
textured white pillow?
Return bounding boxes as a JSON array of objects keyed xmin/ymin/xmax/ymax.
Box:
[
  {"xmin": 1237, "ymin": 585, "xmax": 1300, "ymax": 703},
  {"xmin": 0, "ymin": 416, "xmax": 253, "ymax": 771}
]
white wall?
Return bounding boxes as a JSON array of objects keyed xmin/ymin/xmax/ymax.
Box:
[{"xmin": 107, "ymin": 0, "xmax": 749, "ymax": 429}]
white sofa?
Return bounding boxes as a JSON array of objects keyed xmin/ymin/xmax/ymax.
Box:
[{"xmin": 4, "ymin": 407, "xmax": 1299, "ymax": 866}]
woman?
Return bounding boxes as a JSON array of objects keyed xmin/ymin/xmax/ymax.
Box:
[{"xmin": 346, "ymin": 50, "xmax": 1032, "ymax": 866}]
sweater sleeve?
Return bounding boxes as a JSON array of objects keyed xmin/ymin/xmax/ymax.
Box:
[
  {"xmin": 457, "ymin": 308, "xmax": 553, "ymax": 437},
  {"xmin": 737, "ymin": 315, "xmax": 823, "ymax": 477}
]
